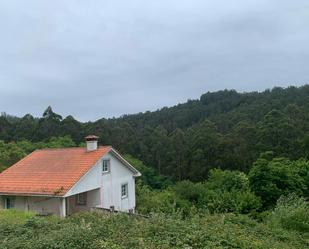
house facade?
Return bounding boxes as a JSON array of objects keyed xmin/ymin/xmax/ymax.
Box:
[{"xmin": 0, "ymin": 136, "xmax": 141, "ymax": 217}]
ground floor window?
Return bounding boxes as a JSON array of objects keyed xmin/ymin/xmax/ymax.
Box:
[
  {"xmin": 76, "ymin": 192, "xmax": 87, "ymax": 205},
  {"xmin": 4, "ymin": 197, "xmax": 15, "ymax": 209}
]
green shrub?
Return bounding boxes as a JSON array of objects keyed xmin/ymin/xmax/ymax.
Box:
[
  {"xmin": 268, "ymin": 194, "xmax": 309, "ymax": 233},
  {"xmin": 200, "ymin": 190, "xmax": 261, "ymax": 214},
  {"xmin": 136, "ymin": 171, "xmax": 262, "ymax": 216},
  {"xmin": 0, "ymin": 209, "xmax": 35, "ymax": 225},
  {"xmin": 206, "ymin": 169, "xmax": 250, "ymax": 192},
  {"xmin": 1, "ymin": 211, "xmax": 308, "ymax": 249},
  {"xmin": 136, "ymin": 183, "xmax": 176, "ymax": 214},
  {"xmin": 249, "ymin": 158, "xmax": 307, "ymax": 209},
  {"xmin": 197, "ymin": 169, "xmax": 262, "ymax": 214}
]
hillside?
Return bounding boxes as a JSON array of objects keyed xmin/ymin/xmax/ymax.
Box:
[{"xmin": 1, "ymin": 85, "xmax": 309, "ymax": 180}]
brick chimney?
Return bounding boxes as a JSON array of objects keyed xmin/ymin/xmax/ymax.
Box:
[{"xmin": 85, "ymin": 135, "xmax": 99, "ymax": 152}]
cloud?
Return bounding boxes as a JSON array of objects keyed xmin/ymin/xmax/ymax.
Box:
[{"xmin": 0, "ymin": 0, "xmax": 308, "ymax": 121}]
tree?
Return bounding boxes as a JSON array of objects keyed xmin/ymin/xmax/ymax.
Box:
[
  {"xmin": 257, "ymin": 109, "xmax": 302, "ymax": 158},
  {"xmin": 187, "ymin": 120, "xmax": 221, "ymax": 180},
  {"xmin": 61, "ymin": 115, "xmax": 84, "ymax": 143},
  {"xmin": 34, "ymin": 106, "xmax": 63, "ymax": 141},
  {"xmin": 148, "ymin": 126, "xmax": 170, "ymax": 174},
  {"xmin": 12, "ymin": 114, "xmax": 37, "ymax": 141},
  {"xmin": 124, "ymin": 154, "xmax": 171, "ymax": 189},
  {"xmin": 168, "ymin": 129, "xmax": 187, "ymax": 180},
  {"xmin": 249, "ymin": 157, "xmax": 307, "ymax": 209}
]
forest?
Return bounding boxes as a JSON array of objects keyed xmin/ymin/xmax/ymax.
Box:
[
  {"xmin": 1, "ymin": 85, "xmax": 309, "ymax": 180},
  {"xmin": 0, "ymin": 85, "xmax": 309, "ymax": 248}
]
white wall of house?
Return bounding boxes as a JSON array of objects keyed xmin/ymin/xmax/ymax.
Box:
[
  {"xmin": 28, "ymin": 196, "xmax": 62, "ymax": 216},
  {"xmin": 15, "ymin": 196, "xmax": 27, "ymax": 210},
  {"xmin": 100, "ymin": 153, "xmax": 136, "ymax": 212},
  {"xmin": 65, "ymin": 161, "xmax": 102, "ymax": 196},
  {"xmin": 65, "ymin": 151, "xmax": 137, "ymax": 212},
  {"xmin": 0, "ymin": 195, "xmax": 63, "ymax": 216}
]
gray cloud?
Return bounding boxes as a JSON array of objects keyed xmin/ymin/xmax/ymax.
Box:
[{"xmin": 0, "ymin": 0, "xmax": 308, "ymax": 121}]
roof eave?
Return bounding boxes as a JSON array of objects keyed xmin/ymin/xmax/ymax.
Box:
[
  {"xmin": 0, "ymin": 192, "xmax": 64, "ymax": 197},
  {"xmin": 109, "ymin": 148, "xmax": 142, "ymax": 177}
]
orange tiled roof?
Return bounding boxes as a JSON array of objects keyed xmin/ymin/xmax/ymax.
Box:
[{"xmin": 0, "ymin": 146, "xmax": 111, "ymax": 196}]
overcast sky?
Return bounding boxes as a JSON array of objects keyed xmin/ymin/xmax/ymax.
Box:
[{"xmin": 0, "ymin": 1, "xmax": 308, "ymax": 121}]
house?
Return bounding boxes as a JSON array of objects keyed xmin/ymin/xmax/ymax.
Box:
[{"xmin": 0, "ymin": 135, "xmax": 141, "ymax": 217}]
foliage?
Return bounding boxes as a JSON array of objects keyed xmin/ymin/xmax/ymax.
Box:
[
  {"xmin": 0, "ymin": 209, "xmax": 35, "ymax": 226},
  {"xmin": 0, "ymin": 210, "xmax": 308, "ymax": 249},
  {"xmin": 249, "ymin": 157, "xmax": 308, "ymax": 208},
  {"xmin": 136, "ymin": 184, "xmax": 176, "ymax": 214},
  {"xmin": 124, "ymin": 154, "xmax": 172, "ymax": 189},
  {"xmin": 268, "ymin": 194, "xmax": 309, "ymax": 233},
  {"xmin": 1, "ymin": 86, "xmax": 309, "ymax": 180},
  {"xmin": 201, "ymin": 170, "xmax": 261, "ymax": 214},
  {"xmin": 136, "ymin": 169, "xmax": 261, "ymax": 216},
  {"xmin": 205, "ymin": 169, "xmax": 250, "ymax": 192}
]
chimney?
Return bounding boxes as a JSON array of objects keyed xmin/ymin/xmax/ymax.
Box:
[{"xmin": 85, "ymin": 135, "xmax": 99, "ymax": 152}]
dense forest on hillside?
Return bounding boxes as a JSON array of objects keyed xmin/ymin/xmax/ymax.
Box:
[{"xmin": 1, "ymin": 85, "xmax": 309, "ymax": 180}]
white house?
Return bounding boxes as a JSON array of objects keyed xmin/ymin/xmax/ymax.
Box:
[{"xmin": 0, "ymin": 135, "xmax": 141, "ymax": 217}]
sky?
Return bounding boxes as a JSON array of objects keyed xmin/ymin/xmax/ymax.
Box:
[{"xmin": 0, "ymin": 0, "xmax": 309, "ymax": 121}]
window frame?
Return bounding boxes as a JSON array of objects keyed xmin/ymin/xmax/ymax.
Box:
[
  {"xmin": 102, "ymin": 159, "xmax": 110, "ymax": 174},
  {"xmin": 4, "ymin": 197, "xmax": 15, "ymax": 209},
  {"xmin": 121, "ymin": 183, "xmax": 128, "ymax": 199},
  {"xmin": 76, "ymin": 192, "xmax": 87, "ymax": 206}
]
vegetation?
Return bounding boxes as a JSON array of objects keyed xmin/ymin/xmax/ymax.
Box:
[
  {"xmin": 1, "ymin": 85, "xmax": 309, "ymax": 180},
  {"xmin": 0, "ymin": 209, "xmax": 308, "ymax": 249},
  {"xmin": 1, "ymin": 85, "xmax": 309, "ymax": 248}
]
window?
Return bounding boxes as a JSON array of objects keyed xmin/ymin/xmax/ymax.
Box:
[
  {"xmin": 4, "ymin": 197, "xmax": 14, "ymax": 209},
  {"xmin": 102, "ymin": 159, "xmax": 110, "ymax": 173},
  {"xmin": 121, "ymin": 184, "xmax": 128, "ymax": 199},
  {"xmin": 76, "ymin": 192, "xmax": 87, "ymax": 205}
]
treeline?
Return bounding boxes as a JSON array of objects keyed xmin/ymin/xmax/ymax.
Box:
[{"xmin": 1, "ymin": 85, "xmax": 309, "ymax": 180}]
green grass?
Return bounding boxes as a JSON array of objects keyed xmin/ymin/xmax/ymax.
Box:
[
  {"xmin": 0, "ymin": 210, "xmax": 308, "ymax": 249},
  {"xmin": 0, "ymin": 209, "xmax": 35, "ymax": 225}
]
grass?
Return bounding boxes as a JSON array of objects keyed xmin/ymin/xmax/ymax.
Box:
[{"xmin": 0, "ymin": 209, "xmax": 35, "ymax": 225}]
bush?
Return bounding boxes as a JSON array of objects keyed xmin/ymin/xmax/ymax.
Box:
[
  {"xmin": 200, "ymin": 190, "xmax": 261, "ymax": 214},
  {"xmin": 199, "ymin": 169, "xmax": 262, "ymax": 214},
  {"xmin": 136, "ymin": 170, "xmax": 262, "ymax": 216},
  {"xmin": 136, "ymin": 183, "xmax": 176, "ymax": 214},
  {"xmin": 268, "ymin": 194, "xmax": 309, "ymax": 233},
  {"xmin": 0, "ymin": 211, "xmax": 308, "ymax": 248},
  {"xmin": 206, "ymin": 169, "xmax": 250, "ymax": 192},
  {"xmin": 249, "ymin": 158, "xmax": 307, "ymax": 209}
]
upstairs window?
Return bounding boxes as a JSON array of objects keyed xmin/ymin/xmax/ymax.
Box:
[
  {"xmin": 76, "ymin": 192, "xmax": 87, "ymax": 206},
  {"xmin": 121, "ymin": 183, "xmax": 128, "ymax": 199},
  {"xmin": 102, "ymin": 159, "xmax": 110, "ymax": 173}
]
